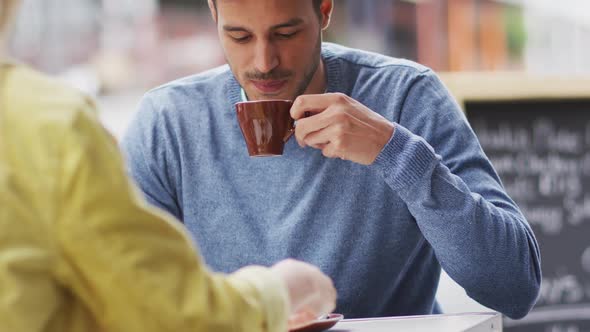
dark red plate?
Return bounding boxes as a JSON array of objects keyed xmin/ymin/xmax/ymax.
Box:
[{"xmin": 289, "ymin": 314, "xmax": 344, "ymax": 332}]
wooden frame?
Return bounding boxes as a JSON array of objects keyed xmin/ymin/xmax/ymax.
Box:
[{"xmin": 439, "ymin": 72, "xmax": 590, "ymax": 109}]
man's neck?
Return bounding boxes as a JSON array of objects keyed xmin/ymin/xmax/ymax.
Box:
[{"xmin": 303, "ymin": 58, "xmax": 327, "ymax": 95}]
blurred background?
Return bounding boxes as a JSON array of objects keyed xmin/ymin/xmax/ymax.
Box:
[
  {"xmin": 5, "ymin": 0, "xmax": 590, "ymax": 137},
  {"xmin": 5, "ymin": 1, "xmax": 590, "ymax": 330}
]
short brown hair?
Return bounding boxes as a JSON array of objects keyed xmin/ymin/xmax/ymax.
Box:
[{"xmin": 211, "ymin": 0, "xmax": 323, "ymax": 20}]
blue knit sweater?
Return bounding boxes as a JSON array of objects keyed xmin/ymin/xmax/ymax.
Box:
[{"xmin": 122, "ymin": 43, "xmax": 541, "ymax": 319}]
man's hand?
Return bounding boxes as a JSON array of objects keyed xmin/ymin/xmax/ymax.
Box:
[{"xmin": 291, "ymin": 93, "xmax": 395, "ymax": 165}]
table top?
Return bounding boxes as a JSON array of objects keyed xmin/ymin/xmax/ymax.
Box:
[{"xmin": 331, "ymin": 312, "xmax": 501, "ymax": 332}]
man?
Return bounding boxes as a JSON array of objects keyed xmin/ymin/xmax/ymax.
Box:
[
  {"xmin": 0, "ymin": 1, "xmax": 336, "ymax": 331},
  {"xmin": 123, "ymin": 0, "xmax": 541, "ymax": 319}
]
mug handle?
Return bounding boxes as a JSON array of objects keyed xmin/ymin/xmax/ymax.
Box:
[
  {"xmin": 283, "ymin": 128, "xmax": 295, "ymax": 142},
  {"xmin": 284, "ymin": 111, "xmax": 313, "ymax": 142}
]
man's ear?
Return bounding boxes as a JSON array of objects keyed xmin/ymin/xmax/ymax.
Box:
[
  {"xmin": 208, "ymin": 0, "xmax": 218, "ymax": 23},
  {"xmin": 320, "ymin": 0, "xmax": 333, "ymax": 30}
]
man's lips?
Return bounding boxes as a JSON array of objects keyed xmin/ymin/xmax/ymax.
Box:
[{"xmin": 251, "ymin": 80, "xmax": 288, "ymax": 93}]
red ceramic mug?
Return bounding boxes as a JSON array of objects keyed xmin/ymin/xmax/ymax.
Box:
[{"xmin": 235, "ymin": 100, "xmax": 295, "ymax": 157}]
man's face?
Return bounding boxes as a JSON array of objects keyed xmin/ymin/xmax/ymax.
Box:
[{"xmin": 212, "ymin": 0, "xmax": 326, "ymax": 101}]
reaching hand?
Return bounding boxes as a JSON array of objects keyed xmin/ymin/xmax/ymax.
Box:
[{"xmin": 271, "ymin": 259, "xmax": 337, "ymax": 329}]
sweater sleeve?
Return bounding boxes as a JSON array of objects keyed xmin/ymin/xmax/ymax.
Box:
[
  {"xmin": 370, "ymin": 71, "xmax": 541, "ymax": 319},
  {"xmin": 56, "ymin": 109, "xmax": 289, "ymax": 332}
]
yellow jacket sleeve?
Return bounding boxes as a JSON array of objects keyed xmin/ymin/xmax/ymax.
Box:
[
  {"xmin": 0, "ymin": 63, "xmax": 64, "ymax": 332},
  {"xmin": 54, "ymin": 107, "xmax": 289, "ymax": 332}
]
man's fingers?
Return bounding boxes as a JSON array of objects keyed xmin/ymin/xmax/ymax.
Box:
[
  {"xmin": 291, "ymin": 93, "xmax": 352, "ymax": 120},
  {"xmin": 303, "ymin": 122, "xmax": 346, "ymax": 147},
  {"xmin": 295, "ymin": 107, "xmax": 349, "ymax": 147},
  {"xmin": 309, "ymin": 143, "xmax": 328, "ymax": 150}
]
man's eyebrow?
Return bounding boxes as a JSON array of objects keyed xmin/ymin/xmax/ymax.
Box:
[
  {"xmin": 271, "ymin": 18, "xmax": 304, "ymax": 29},
  {"xmin": 222, "ymin": 18, "xmax": 304, "ymax": 32},
  {"xmin": 223, "ymin": 25, "xmax": 250, "ymax": 32}
]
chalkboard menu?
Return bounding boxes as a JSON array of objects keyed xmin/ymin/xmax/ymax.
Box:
[{"xmin": 466, "ymin": 99, "xmax": 590, "ymax": 332}]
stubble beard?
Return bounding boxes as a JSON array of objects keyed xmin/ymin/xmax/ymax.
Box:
[
  {"xmin": 292, "ymin": 32, "xmax": 323, "ymax": 100},
  {"xmin": 231, "ymin": 31, "xmax": 323, "ymax": 101}
]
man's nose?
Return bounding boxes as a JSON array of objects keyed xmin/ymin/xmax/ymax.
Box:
[{"xmin": 254, "ymin": 41, "xmax": 280, "ymax": 74}]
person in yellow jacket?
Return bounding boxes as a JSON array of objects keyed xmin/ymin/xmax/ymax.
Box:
[{"xmin": 0, "ymin": 1, "xmax": 336, "ymax": 331}]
